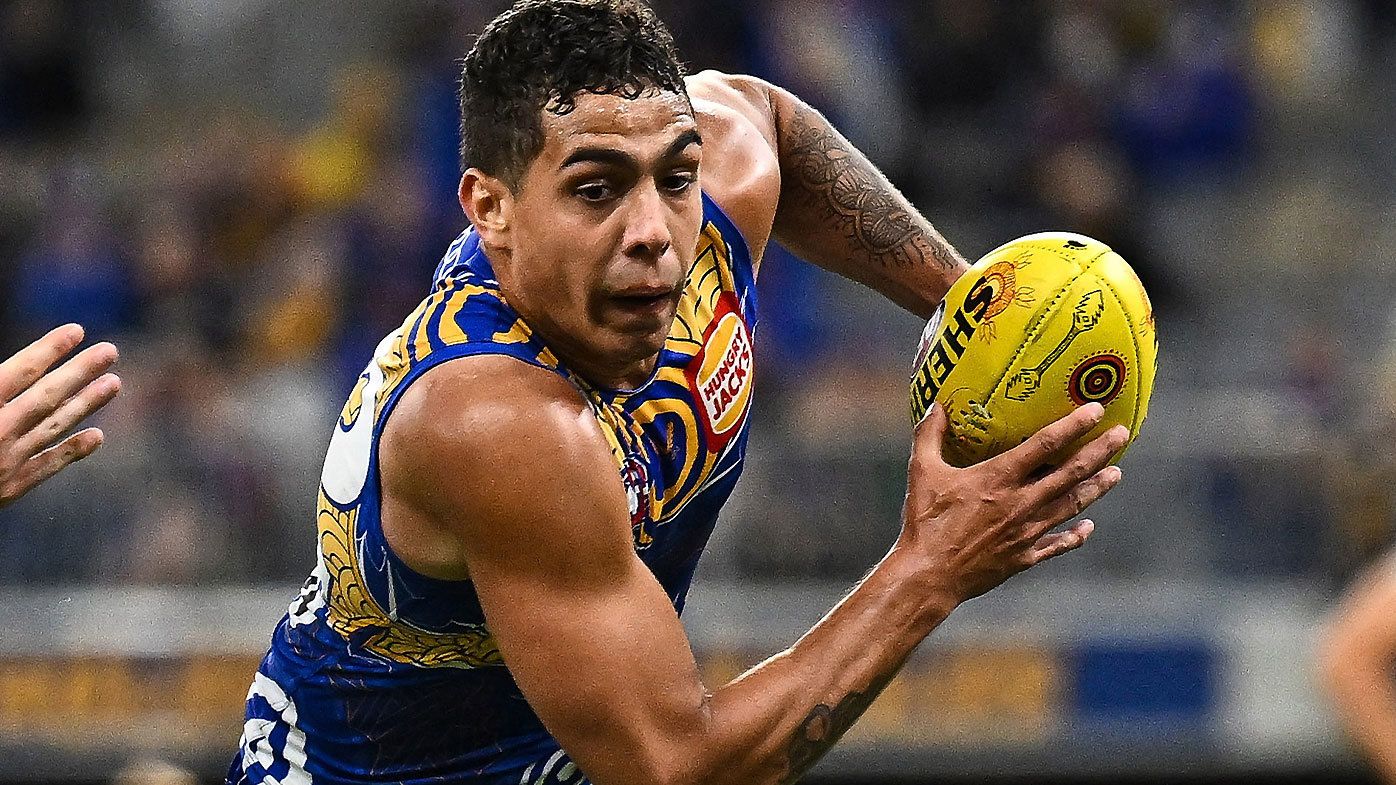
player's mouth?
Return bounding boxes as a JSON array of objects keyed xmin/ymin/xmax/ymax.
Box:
[{"xmin": 605, "ymin": 286, "xmax": 681, "ymax": 321}]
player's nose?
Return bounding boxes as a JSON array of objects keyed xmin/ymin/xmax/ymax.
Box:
[{"xmin": 620, "ymin": 183, "xmax": 672, "ymax": 263}]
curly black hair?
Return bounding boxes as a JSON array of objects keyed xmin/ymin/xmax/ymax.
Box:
[{"xmin": 459, "ymin": 0, "xmax": 689, "ymax": 187}]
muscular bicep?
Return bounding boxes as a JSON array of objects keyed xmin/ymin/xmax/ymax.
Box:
[
  {"xmin": 473, "ymin": 529, "xmax": 708, "ymax": 783},
  {"xmin": 382, "ymin": 357, "xmax": 709, "ymax": 785}
]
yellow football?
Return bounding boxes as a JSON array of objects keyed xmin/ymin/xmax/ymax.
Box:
[{"xmin": 910, "ymin": 232, "xmax": 1157, "ymax": 467}]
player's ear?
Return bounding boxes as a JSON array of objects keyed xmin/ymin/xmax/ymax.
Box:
[{"xmin": 459, "ymin": 169, "xmax": 513, "ymax": 246}]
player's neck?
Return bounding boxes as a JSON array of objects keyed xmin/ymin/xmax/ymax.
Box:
[{"xmin": 552, "ymin": 347, "xmax": 660, "ymax": 392}]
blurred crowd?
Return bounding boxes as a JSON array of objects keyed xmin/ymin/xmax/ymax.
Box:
[{"xmin": 3, "ymin": 0, "xmax": 1396, "ymax": 586}]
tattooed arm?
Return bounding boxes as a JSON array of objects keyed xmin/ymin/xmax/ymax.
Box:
[
  {"xmin": 770, "ymin": 86, "xmax": 968, "ymax": 318},
  {"xmin": 389, "ymin": 349, "xmax": 1125, "ymax": 785},
  {"xmin": 688, "ymin": 71, "xmax": 969, "ymax": 319},
  {"xmin": 776, "ymin": 664, "xmax": 898, "ymax": 783}
]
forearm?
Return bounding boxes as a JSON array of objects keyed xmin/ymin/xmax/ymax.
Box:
[
  {"xmin": 767, "ymin": 83, "xmax": 969, "ymax": 318},
  {"xmin": 688, "ymin": 545, "xmax": 956, "ymax": 785},
  {"xmin": 1324, "ymin": 659, "xmax": 1396, "ymax": 782},
  {"xmin": 478, "ymin": 386, "xmax": 1118, "ymax": 785}
]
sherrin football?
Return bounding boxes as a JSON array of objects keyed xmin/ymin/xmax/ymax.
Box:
[{"xmin": 910, "ymin": 232, "xmax": 1157, "ymax": 468}]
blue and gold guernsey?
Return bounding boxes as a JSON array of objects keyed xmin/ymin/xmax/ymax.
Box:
[{"xmin": 230, "ymin": 193, "xmax": 757, "ymax": 785}]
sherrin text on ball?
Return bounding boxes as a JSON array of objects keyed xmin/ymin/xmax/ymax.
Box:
[{"xmin": 910, "ymin": 231, "xmax": 1157, "ymax": 467}]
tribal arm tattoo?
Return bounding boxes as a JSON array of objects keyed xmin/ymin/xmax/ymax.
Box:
[
  {"xmin": 781, "ymin": 669, "xmax": 897, "ymax": 784},
  {"xmin": 771, "ymin": 89, "xmax": 969, "ymax": 317}
]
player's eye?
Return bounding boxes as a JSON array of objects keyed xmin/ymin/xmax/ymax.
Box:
[
  {"xmin": 662, "ymin": 172, "xmax": 697, "ymax": 194},
  {"xmin": 575, "ymin": 182, "xmax": 615, "ymax": 202}
]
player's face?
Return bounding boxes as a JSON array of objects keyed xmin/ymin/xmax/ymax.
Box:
[{"xmin": 500, "ymin": 90, "xmax": 703, "ymax": 385}]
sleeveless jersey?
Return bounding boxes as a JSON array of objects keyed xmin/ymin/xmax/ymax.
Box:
[{"xmin": 229, "ymin": 192, "xmax": 758, "ymax": 785}]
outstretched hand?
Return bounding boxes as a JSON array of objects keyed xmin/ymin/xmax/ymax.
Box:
[
  {"xmin": 0, "ymin": 325, "xmax": 121, "ymax": 507},
  {"xmin": 899, "ymin": 402, "xmax": 1128, "ymax": 602}
]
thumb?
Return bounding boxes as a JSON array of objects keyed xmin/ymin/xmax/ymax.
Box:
[{"xmin": 912, "ymin": 401, "xmax": 949, "ymax": 464}]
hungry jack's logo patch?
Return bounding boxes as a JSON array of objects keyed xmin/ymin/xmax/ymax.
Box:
[{"xmin": 686, "ymin": 292, "xmax": 753, "ymax": 453}]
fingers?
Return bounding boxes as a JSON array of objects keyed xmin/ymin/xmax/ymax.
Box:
[
  {"xmin": 1030, "ymin": 424, "xmax": 1130, "ymax": 504},
  {"xmin": 13, "ymin": 373, "xmax": 122, "ymax": 458},
  {"xmin": 0, "ymin": 326, "xmax": 120, "ymax": 508},
  {"xmin": 1000, "ymin": 403, "xmax": 1106, "ymax": 476},
  {"xmin": 1023, "ymin": 466, "xmax": 1122, "ymax": 541},
  {"xmin": 1, "ymin": 341, "xmax": 120, "ymax": 437},
  {"xmin": 1027, "ymin": 519, "xmax": 1095, "ymax": 564},
  {"xmin": 0, "ymin": 324, "xmax": 86, "ymax": 403},
  {"xmin": 911, "ymin": 402, "xmax": 949, "ymax": 466},
  {"xmin": 0, "ymin": 428, "xmax": 105, "ymax": 508}
]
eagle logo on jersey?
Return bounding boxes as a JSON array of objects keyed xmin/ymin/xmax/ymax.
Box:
[
  {"xmin": 621, "ymin": 454, "xmax": 650, "ymax": 525},
  {"xmin": 621, "ymin": 454, "xmax": 654, "ymax": 547}
]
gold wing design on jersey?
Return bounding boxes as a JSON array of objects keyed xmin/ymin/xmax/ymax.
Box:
[
  {"xmin": 318, "ymin": 490, "xmax": 504, "ymax": 669},
  {"xmin": 666, "ymin": 222, "xmax": 733, "ymax": 353},
  {"xmin": 629, "ymin": 219, "xmax": 740, "ymax": 522}
]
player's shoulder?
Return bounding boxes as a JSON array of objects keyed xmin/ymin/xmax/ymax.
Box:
[
  {"xmin": 687, "ymin": 71, "xmax": 775, "ymax": 132},
  {"xmin": 686, "ymin": 70, "xmax": 778, "ymax": 168},
  {"xmin": 386, "ymin": 354, "xmax": 592, "ymax": 461},
  {"xmin": 686, "ymin": 70, "xmax": 781, "ymax": 261},
  {"xmin": 379, "ymin": 353, "xmax": 633, "ymax": 574}
]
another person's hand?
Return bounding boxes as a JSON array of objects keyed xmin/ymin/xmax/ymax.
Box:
[
  {"xmin": 0, "ymin": 324, "xmax": 121, "ymax": 507},
  {"xmin": 899, "ymin": 402, "xmax": 1128, "ymax": 602}
]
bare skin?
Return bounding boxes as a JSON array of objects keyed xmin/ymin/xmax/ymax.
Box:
[
  {"xmin": 460, "ymin": 89, "xmax": 705, "ymax": 390},
  {"xmin": 1319, "ymin": 558, "xmax": 1396, "ymax": 782},
  {"xmin": 379, "ymin": 72, "xmax": 1125, "ymax": 785},
  {"xmin": 0, "ymin": 324, "xmax": 121, "ymax": 508},
  {"xmin": 689, "ymin": 71, "xmax": 968, "ymax": 317}
]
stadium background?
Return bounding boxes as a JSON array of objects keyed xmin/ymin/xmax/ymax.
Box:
[{"xmin": 2, "ymin": 0, "xmax": 1395, "ymax": 782}]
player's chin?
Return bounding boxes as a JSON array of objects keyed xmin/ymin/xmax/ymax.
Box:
[
  {"xmin": 612, "ymin": 324, "xmax": 671, "ymax": 362},
  {"xmin": 596, "ymin": 321, "xmax": 673, "ymax": 368}
]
